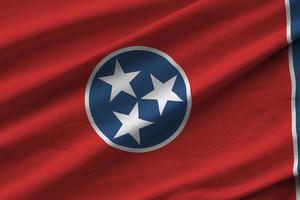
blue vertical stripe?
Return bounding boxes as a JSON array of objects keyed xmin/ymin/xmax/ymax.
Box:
[{"xmin": 290, "ymin": 0, "xmax": 300, "ymax": 41}]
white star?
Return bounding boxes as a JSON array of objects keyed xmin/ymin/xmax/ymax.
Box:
[
  {"xmin": 142, "ymin": 74, "xmax": 183, "ymax": 115},
  {"xmin": 98, "ymin": 59, "xmax": 140, "ymax": 101},
  {"xmin": 113, "ymin": 103, "xmax": 154, "ymax": 144}
]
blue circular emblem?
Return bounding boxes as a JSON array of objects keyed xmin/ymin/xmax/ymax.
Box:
[{"xmin": 85, "ymin": 46, "xmax": 191, "ymax": 152}]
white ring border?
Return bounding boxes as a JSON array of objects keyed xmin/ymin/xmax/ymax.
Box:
[{"xmin": 85, "ymin": 46, "xmax": 192, "ymax": 153}]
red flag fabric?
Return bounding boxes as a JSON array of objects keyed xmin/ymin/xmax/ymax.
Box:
[{"xmin": 0, "ymin": 0, "xmax": 299, "ymax": 199}]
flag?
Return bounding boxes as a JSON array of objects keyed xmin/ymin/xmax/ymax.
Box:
[{"xmin": 0, "ymin": 0, "xmax": 300, "ymax": 199}]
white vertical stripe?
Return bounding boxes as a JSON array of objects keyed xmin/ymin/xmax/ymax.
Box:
[
  {"xmin": 285, "ymin": 0, "xmax": 300, "ymax": 199},
  {"xmin": 289, "ymin": 44, "xmax": 300, "ymax": 200},
  {"xmin": 285, "ymin": 0, "xmax": 292, "ymax": 44}
]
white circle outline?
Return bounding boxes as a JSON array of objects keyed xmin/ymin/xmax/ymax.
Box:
[{"xmin": 85, "ymin": 46, "xmax": 192, "ymax": 153}]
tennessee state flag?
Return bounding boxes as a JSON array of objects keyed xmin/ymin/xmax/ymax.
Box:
[{"xmin": 1, "ymin": 0, "xmax": 300, "ymax": 199}]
